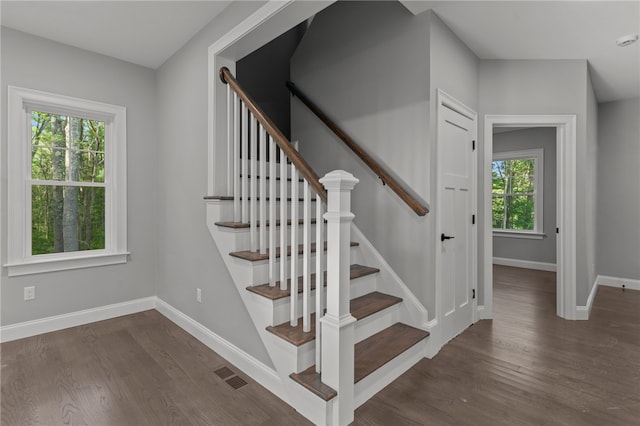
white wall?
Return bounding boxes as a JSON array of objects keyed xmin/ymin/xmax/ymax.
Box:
[
  {"xmin": 155, "ymin": 1, "xmax": 273, "ymax": 365},
  {"xmin": 0, "ymin": 28, "xmax": 157, "ymax": 324},
  {"xmin": 478, "ymin": 59, "xmax": 594, "ymax": 305},
  {"xmin": 291, "ymin": 2, "xmax": 478, "ymax": 317},
  {"xmin": 492, "ymin": 127, "xmax": 556, "ymax": 264},
  {"xmin": 596, "ymin": 98, "xmax": 640, "ymax": 280}
]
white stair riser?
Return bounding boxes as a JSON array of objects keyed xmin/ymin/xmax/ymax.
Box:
[
  {"xmin": 354, "ymin": 339, "xmax": 427, "ymax": 409},
  {"xmin": 218, "ymin": 223, "xmax": 319, "ymax": 249},
  {"xmin": 278, "ymin": 303, "xmax": 404, "ymax": 373},
  {"xmin": 354, "ymin": 305, "xmax": 400, "ymax": 344},
  {"xmin": 269, "ymin": 273, "xmax": 378, "ymax": 325}
]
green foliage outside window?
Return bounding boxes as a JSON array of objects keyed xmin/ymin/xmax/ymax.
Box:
[
  {"xmin": 30, "ymin": 111, "xmax": 106, "ymax": 255},
  {"xmin": 492, "ymin": 158, "xmax": 536, "ymax": 231}
]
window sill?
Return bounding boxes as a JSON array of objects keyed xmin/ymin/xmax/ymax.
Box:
[
  {"xmin": 5, "ymin": 251, "xmax": 130, "ymax": 277},
  {"xmin": 493, "ymin": 231, "xmax": 545, "ymax": 240}
]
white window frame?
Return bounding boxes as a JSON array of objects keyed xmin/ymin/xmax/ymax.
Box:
[
  {"xmin": 6, "ymin": 86, "xmax": 128, "ymax": 276},
  {"xmin": 492, "ymin": 148, "xmax": 544, "ymax": 239}
]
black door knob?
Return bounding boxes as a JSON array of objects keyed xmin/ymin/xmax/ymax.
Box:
[{"xmin": 441, "ymin": 233, "xmax": 455, "ymax": 242}]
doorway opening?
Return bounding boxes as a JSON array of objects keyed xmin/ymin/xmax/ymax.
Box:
[
  {"xmin": 491, "ymin": 126, "xmax": 557, "ymax": 313},
  {"xmin": 482, "ymin": 115, "xmax": 577, "ymax": 320}
]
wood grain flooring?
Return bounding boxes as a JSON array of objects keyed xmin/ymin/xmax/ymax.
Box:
[
  {"xmin": 0, "ymin": 310, "xmax": 311, "ymax": 426},
  {"xmin": 353, "ymin": 265, "xmax": 640, "ymax": 425},
  {"xmin": 2, "ymin": 265, "xmax": 638, "ymax": 425}
]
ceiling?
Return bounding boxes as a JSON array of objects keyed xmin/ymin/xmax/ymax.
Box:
[
  {"xmin": 1, "ymin": 1, "xmax": 638, "ymax": 102},
  {"xmin": 402, "ymin": 1, "xmax": 640, "ymax": 102},
  {"xmin": 0, "ymin": 1, "xmax": 231, "ymax": 69}
]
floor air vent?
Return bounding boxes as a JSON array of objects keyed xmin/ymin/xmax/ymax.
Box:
[
  {"xmin": 225, "ymin": 375, "xmax": 248, "ymax": 390},
  {"xmin": 214, "ymin": 366, "xmax": 248, "ymax": 390},
  {"xmin": 214, "ymin": 366, "xmax": 235, "ymax": 380}
]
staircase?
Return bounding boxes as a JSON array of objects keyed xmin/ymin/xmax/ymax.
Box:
[{"xmin": 205, "ymin": 68, "xmax": 430, "ymax": 425}]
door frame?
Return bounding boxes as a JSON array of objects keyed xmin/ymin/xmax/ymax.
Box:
[
  {"xmin": 206, "ymin": 1, "xmax": 336, "ymax": 195},
  {"xmin": 435, "ymin": 89, "xmax": 478, "ymax": 345},
  {"xmin": 482, "ymin": 114, "xmax": 577, "ymax": 320}
]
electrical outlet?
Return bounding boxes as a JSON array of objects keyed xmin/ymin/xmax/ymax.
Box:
[
  {"xmin": 24, "ymin": 286, "xmax": 35, "ymax": 301},
  {"xmin": 196, "ymin": 288, "xmax": 202, "ymax": 303}
]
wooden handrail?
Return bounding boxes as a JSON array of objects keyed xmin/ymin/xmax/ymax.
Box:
[
  {"xmin": 219, "ymin": 67, "xmax": 327, "ymax": 202},
  {"xmin": 287, "ymin": 81, "xmax": 429, "ymax": 216}
]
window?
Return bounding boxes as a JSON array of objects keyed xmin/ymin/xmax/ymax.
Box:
[
  {"xmin": 7, "ymin": 86, "xmax": 128, "ymax": 275},
  {"xmin": 492, "ymin": 149, "xmax": 543, "ymax": 238}
]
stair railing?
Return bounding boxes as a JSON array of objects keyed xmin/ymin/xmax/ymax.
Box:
[
  {"xmin": 220, "ymin": 69, "xmax": 358, "ymax": 396},
  {"xmin": 287, "ymin": 81, "xmax": 429, "ymax": 216}
]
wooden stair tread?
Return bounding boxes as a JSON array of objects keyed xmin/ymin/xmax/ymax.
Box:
[
  {"xmin": 290, "ymin": 323, "xmax": 429, "ymax": 400},
  {"xmin": 246, "ymin": 264, "xmax": 379, "ymax": 300},
  {"xmin": 230, "ymin": 241, "xmax": 359, "ymax": 262},
  {"xmin": 266, "ymin": 292, "xmax": 401, "ymax": 346},
  {"xmin": 204, "ymin": 195, "xmax": 315, "ymax": 202},
  {"xmin": 350, "ymin": 292, "xmax": 402, "ymax": 321},
  {"xmin": 354, "ymin": 323, "xmax": 429, "ymax": 383},
  {"xmin": 215, "ymin": 218, "xmax": 317, "ymax": 229},
  {"xmin": 289, "ymin": 367, "xmax": 337, "ymax": 401}
]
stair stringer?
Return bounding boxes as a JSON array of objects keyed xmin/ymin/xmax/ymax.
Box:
[
  {"xmin": 350, "ymin": 224, "xmax": 442, "ymax": 358},
  {"xmin": 206, "ymin": 199, "xmax": 435, "ymax": 424},
  {"xmin": 206, "ymin": 199, "xmax": 333, "ymax": 425}
]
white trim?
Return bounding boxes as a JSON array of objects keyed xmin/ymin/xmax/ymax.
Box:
[
  {"xmin": 575, "ymin": 276, "xmax": 599, "ymax": 320},
  {"xmin": 476, "ymin": 305, "xmax": 490, "ymax": 320},
  {"xmin": 484, "ymin": 115, "xmax": 576, "ymax": 320},
  {"xmin": 154, "ymin": 298, "xmax": 282, "ymax": 393},
  {"xmin": 493, "ymin": 230, "xmax": 545, "ymax": 240},
  {"xmin": 597, "ymin": 275, "xmax": 640, "ymax": 291},
  {"xmin": 7, "ymin": 86, "xmax": 128, "ymax": 276},
  {"xmin": 0, "ymin": 297, "xmax": 155, "ymax": 343},
  {"xmin": 493, "ymin": 257, "xmax": 557, "ymax": 272},
  {"xmin": 207, "ymin": 1, "xmax": 335, "ymax": 195},
  {"xmin": 492, "ymin": 148, "xmax": 544, "ymax": 234}
]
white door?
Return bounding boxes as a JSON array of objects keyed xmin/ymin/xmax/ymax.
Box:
[{"xmin": 438, "ymin": 92, "xmax": 477, "ymax": 344}]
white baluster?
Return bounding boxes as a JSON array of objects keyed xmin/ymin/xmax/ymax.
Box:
[
  {"xmin": 241, "ymin": 103, "xmax": 248, "ymax": 224},
  {"xmin": 269, "ymin": 137, "xmax": 277, "ymax": 287},
  {"xmin": 290, "ymin": 163, "xmax": 299, "ymax": 326},
  {"xmin": 233, "ymin": 93, "xmax": 240, "ymax": 223},
  {"xmin": 302, "ymin": 180, "xmax": 311, "ymax": 332},
  {"xmin": 226, "ymin": 84, "xmax": 233, "ymax": 195},
  {"xmin": 319, "ymin": 170, "xmax": 359, "ymax": 426},
  {"xmin": 259, "ymin": 126, "xmax": 267, "ymax": 254},
  {"xmin": 280, "ymin": 148, "xmax": 288, "ymax": 291},
  {"xmin": 315, "ymin": 196, "xmax": 324, "ymax": 373},
  {"xmin": 250, "ymin": 115, "xmax": 258, "ymax": 252}
]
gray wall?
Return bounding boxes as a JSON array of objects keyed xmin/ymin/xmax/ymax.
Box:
[
  {"xmin": 291, "ymin": 2, "xmax": 478, "ymax": 317},
  {"xmin": 155, "ymin": 2, "xmax": 273, "ymax": 365},
  {"xmin": 237, "ymin": 24, "xmax": 306, "ymax": 140},
  {"xmin": 492, "ymin": 127, "xmax": 556, "ymax": 264},
  {"xmin": 478, "ymin": 59, "xmax": 595, "ymax": 305},
  {"xmin": 0, "ymin": 27, "xmax": 157, "ymax": 324},
  {"xmin": 597, "ymin": 98, "xmax": 640, "ymax": 280}
]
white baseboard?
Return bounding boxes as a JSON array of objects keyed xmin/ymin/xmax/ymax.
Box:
[
  {"xmin": 575, "ymin": 276, "xmax": 599, "ymax": 320},
  {"xmin": 422, "ymin": 318, "xmax": 441, "ymax": 359},
  {"xmin": 154, "ymin": 298, "xmax": 282, "ymax": 395},
  {"xmin": 0, "ymin": 297, "xmax": 156, "ymax": 343},
  {"xmin": 493, "ymin": 257, "xmax": 556, "ymax": 272},
  {"xmin": 597, "ymin": 275, "xmax": 640, "ymax": 291},
  {"xmin": 477, "ymin": 305, "xmax": 492, "ymax": 320}
]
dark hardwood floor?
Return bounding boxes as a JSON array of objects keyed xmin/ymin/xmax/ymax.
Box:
[
  {"xmin": 0, "ymin": 310, "xmax": 312, "ymax": 426},
  {"xmin": 2, "ymin": 265, "xmax": 638, "ymax": 425},
  {"xmin": 354, "ymin": 265, "xmax": 640, "ymax": 425}
]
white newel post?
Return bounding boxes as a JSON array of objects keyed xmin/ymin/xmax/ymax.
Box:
[{"xmin": 319, "ymin": 170, "xmax": 358, "ymax": 426}]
